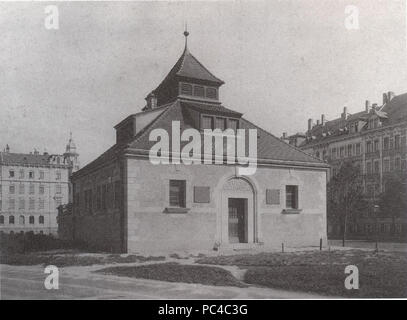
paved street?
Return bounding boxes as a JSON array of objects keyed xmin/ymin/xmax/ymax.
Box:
[{"xmin": 0, "ymin": 264, "xmax": 329, "ymax": 300}]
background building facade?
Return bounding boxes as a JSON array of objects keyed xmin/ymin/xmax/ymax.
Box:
[
  {"xmin": 0, "ymin": 135, "xmax": 79, "ymax": 235},
  {"xmin": 287, "ymin": 92, "xmax": 407, "ymax": 240}
]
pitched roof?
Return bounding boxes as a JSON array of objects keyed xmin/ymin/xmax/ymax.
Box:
[
  {"xmin": 127, "ymin": 101, "xmax": 326, "ymax": 165},
  {"xmin": 181, "ymin": 101, "xmax": 242, "ymax": 117},
  {"xmin": 154, "ymin": 48, "xmax": 224, "ymax": 92},
  {"xmin": 0, "ymin": 152, "xmax": 65, "ymax": 166},
  {"xmin": 300, "ymin": 93, "xmax": 407, "ymax": 148}
]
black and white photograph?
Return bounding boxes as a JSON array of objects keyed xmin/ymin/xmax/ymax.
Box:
[{"xmin": 0, "ymin": 0, "xmax": 406, "ymax": 306}]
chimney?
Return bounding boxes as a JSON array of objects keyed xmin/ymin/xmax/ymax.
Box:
[
  {"xmin": 321, "ymin": 114, "xmax": 326, "ymax": 126},
  {"xmin": 341, "ymin": 106, "xmax": 348, "ymax": 120},
  {"xmin": 308, "ymin": 118, "xmax": 313, "ymax": 131},
  {"xmin": 145, "ymin": 92, "xmax": 157, "ymax": 110},
  {"xmin": 383, "ymin": 93, "xmax": 388, "ymax": 105},
  {"xmin": 282, "ymin": 132, "xmax": 287, "ymax": 139},
  {"xmin": 5, "ymin": 144, "xmax": 10, "ymax": 153},
  {"xmin": 387, "ymin": 91, "xmax": 395, "ymax": 102},
  {"xmin": 365, "ymin": 100, "xmax": 370, "ymax": 113},
  {"xmin": 316, "ymin": 119, "xmax": 320, "ymax": 126}
]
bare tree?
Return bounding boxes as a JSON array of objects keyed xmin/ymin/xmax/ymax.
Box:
[{"xmin": 328, "ymin": 161, "xmax": 365, "ymax": 247}]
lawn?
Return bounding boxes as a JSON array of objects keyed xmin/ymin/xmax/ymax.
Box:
[
  {"xmin": 96, "ymin": 262, "xmax": 246, "ymax": 287},
  {"xmin": 0, "ymin": 252, "xmax": 165, "ymax": 267},
  {"xmin": 196, "ymin": 250, "xmax": 407, "ymax": 298}
]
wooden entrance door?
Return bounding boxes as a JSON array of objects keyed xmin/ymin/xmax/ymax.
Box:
[{"xmin": 228, "ymin": 198, "xmax": 247, "ymax": 243}]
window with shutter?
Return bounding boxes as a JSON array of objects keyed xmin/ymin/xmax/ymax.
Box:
[
  {"xmin": 206, "ymin": 87, "xmax": 217, "ymax": 99},
  {"xmin": 193, "ymin": 85, "xmax": 205, "ymax": 97},
  {"xmin": 180, "ymin": 82, "xmax": 193, "ymax": 95}
]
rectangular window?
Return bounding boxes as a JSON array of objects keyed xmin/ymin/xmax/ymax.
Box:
[
  {"xmin": 29, "ymin": 198, "xmax": 35, "ymax": 210},
  {"xmin": 202, "ymin": 116, "xmax": 213, "ymax": 130},
  {"xmin": 205, "ymin": 87, "xmax": 218, "ymax": 99},
  {"xmin": 340, "ymin": 147, "xmax": 344, "ymax": 158},
  {"xmin": 374, "ymin": 161, "xmax": 380, "ymax": 174},
  {"xmin": 56, "ymin": 171, "xmax": 61, "ymax": 180},
  {"xmin": 266, "ymin": 189, "xmax": 280, "ymax": 205},
  {"xmin": 374, "ymin": 140, "xmax": 379, "ymax": 152},
  {"xmin": 384, "ymin": 159, "xmax": 390, "ymax": 172},
  {"xmin": 29, "ymin": 171, "xmax": 34, "ymax": 179},
  {"xmin": 19, "ymin": 184, "xmax": 25, "ymax": 194},
  {"xmin": 395, "ymin": 157, "xmax": 401, "ymax": 170},
  {"xmin": 19, "ymin": 169, "xmax": 24, "ymax": 179},
  {"xmin": 19, "ymin": 199, "xmax": 25, "ymax": 210},
  {"xmin": 9, "ymin": 170, "xmax": 14, "ymax": 178},
  {"xmin": 356, "ymin": 143, "xmax": 361, "ymax": 155},
  {"xmin": 56, "ymin": 184, "xmax": 62, "ymax": 194},
  {"xmin": 331, "ymin": 148, "xmax": 337, "ymax": 159},
  {"xmin": 9, "ymin": 185, "xmax": 15, "ymax": 194},
  {"xmin": 285, "ymin": 185, "xmax": 298, "ymax": 209},
  {"xmin": 366, "ymin": 161, "xmax": 372, "ymax": 175},
  {"xmin": 39, "ymin": 185, "xmax": 44, "ymax": 194},
  {"xmin": 9, "ymin": 199, "xmax": 15, "ymax": 210},
  {"xmin": 395, "ymin": 135, "xmax": 400, "ymax": 149},
  {"xmin": 169, "ymin": 180, "xmax": 186, "ymax": 208},
  {"xmin": 383, "ymin": 137, "xmax": 389, "ymax": 150},
  {"xmin": 215, "ymin": 117, "xmax": 226, "ymax": 130},
  {"xmin": 193, "ymin": 85, "xmax": 205, "ymax": 97},
  {"xmin": 29, "ymin": 183, "xmax": 35, "ymax": 194},
  {"xmin": 39, "ymin": 198, "xmax": 45, "ymax": 210},
  {"xmin": 228, "ymin": 119, "xmax": 239, "ymax": 132},
  {"xmin": 347, "ymin": 144, "xmax": 352, "ymax": 157},
  {"xmin": 180, "ymin": 82, "xmax": 193, "ymax": 95},
  {"xmin": 366, "ymin": 141, "xmax": 372, "ymax": 153}
]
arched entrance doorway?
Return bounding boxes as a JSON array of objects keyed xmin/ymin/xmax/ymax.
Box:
[{"xmin": 220, "ymin": 177, "xmax": 256, "ymax": 246}]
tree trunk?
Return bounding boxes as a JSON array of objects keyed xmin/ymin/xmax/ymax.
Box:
[{"xmin": 342, "ymin": 210, "xmax": 347, "ymax": 247}]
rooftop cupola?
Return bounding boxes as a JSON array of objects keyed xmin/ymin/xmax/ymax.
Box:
[{"xmin": 147, "ymin": 28, "xmax": 224, "ymax": 109}]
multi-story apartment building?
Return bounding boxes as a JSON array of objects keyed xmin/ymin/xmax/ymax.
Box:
[
  {"xmin": 0, "ymin": 135, "xmax": 79, "ymax": 235},
  {"xmin": 284, "ymin": 91, "xmax": 407, "ymax": 240}
]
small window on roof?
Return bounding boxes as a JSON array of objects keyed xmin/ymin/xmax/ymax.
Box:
[
  {"xmin": 180, "ymin": 83, "xmax": 193, "ymax": 96},
  {"xmin": 193, "ymin": 85, "xmax": 205, "ymax": 97},
  {"xmin": 206, "ymin": 87, "xmax": 218, "ymax": 99},
  {"xmin": 202, "ymin": 116, "xmax": 213, "ymax": 130}
]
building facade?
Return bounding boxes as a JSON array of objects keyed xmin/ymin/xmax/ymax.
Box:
[
  {"xmin": 69, "ymin": 33, "xmax": 330, "ymax": 253},
  {"xmin": 0, "ymin": 135, "xmax": 79, "ymax": 235},
  {"xmin": 290, "ymin": 92, "xmax": 407, "ymax": 240}
]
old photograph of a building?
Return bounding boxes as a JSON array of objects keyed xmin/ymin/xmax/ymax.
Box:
[{"xmin": 1, "ymin": 0, "xmax": 406, "ymax": 302}]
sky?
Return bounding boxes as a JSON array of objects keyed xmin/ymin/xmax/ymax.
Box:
[{"xmin": 1, "ymin": 0, "xmax": 406, "ymax": 166}]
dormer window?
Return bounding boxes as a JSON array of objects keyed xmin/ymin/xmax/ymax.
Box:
[
  {"xmin": 193, "ymin": 85, "xmax": 205, "ymax": 97},
  {"xmin": 202, "ymin": 116, "xmax": 213, "ymax": 130},
  {"xmin": 180, "ymin": 83, "xmax": 193, "ymax": 95},
  {"xmin": 215, "ymin": 117, "xmax": 226, "ymax": 130},
  {"xmin": 206, "ymin": 87, "xmax": 218, "ymax": 99},
  {"xmin": 179, "ymin": 82, "xmax": 219, "ymax": 101}
]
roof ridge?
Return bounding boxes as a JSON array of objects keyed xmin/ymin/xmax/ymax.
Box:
[
  {"xmin": 241, "ymin": 117, "xmax": 325, "ymax": 164},
  {"xmin": 127, "ymin": 101, "xmax": 177, "ymax": 148}
]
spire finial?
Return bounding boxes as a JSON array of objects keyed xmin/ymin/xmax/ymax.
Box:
[{"xmin": 183, "ymin": 22, "xmax": 189, "ymax": 50}]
